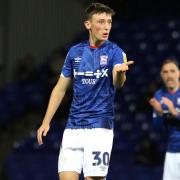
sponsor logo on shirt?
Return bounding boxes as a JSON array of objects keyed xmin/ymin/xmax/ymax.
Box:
[
  {"xmin": 73, "ymin": 69, "xmax": 108, "ymax": 78},
  {"xmin": 73, "ymin": 69, "xmax": 108, "ymax": 85},
  {"xmin": 82, "ymin": 78, "xmax": 96, "ymax": 84}
]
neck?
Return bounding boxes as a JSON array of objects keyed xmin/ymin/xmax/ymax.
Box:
[{"xmin": 89, "ymin": 35, "xmax": 105, "ymax": 47}]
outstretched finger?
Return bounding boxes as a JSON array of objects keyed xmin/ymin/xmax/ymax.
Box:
[{"xmin": 125, "ymin": 61, "xmax": 134, "ymax": 66}]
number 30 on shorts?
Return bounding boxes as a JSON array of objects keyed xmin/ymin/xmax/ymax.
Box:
[{"xmin": 92, "ymin": 151, "xmax": 110, "ymax": 166}]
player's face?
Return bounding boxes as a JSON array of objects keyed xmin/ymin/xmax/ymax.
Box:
[
  {"xmin": 85, "ymin": 13, "xmax": 112, "ymax": 44},
  {"xmin": 160, "ymin": 62, "xmax": 180, "ymax": 90}
]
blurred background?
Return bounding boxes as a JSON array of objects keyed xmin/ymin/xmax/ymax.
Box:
[{"xmin": 0, "ymin": 0, "xmax": 180, "ymax": 179}]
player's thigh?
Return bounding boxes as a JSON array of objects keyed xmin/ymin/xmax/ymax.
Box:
[
  {"xmin": 83, "ymin": 128, "xmax": 113, "ymax": 177},
  {"xmin": 59, "ymin": 171, "xmax": 79, "ymax": 180},
  {"xmin": 58, "ymin": 129, "xmax": 84, "ymax": 174}
]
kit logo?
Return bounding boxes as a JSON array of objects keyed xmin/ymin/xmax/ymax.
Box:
[{"xmin": 74, "ymin": 57, "xmax": 81, "ymax": 63}]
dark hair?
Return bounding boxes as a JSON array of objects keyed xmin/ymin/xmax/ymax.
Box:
[
  {"xmin": 84, "ymin": 3, "xmax": 115, "ymax": 21},
  {"xmin": 161, "ymin": 58, "xmax": 179, "ymax": 69}
]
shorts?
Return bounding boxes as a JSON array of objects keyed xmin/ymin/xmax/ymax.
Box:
[
  {"xmin": 58, "ymin": 128, "xmax": 113, "ymax": 177},
  {"xmin": 163, "ymin": 152, "xmax": 180, "ymax": 180}
]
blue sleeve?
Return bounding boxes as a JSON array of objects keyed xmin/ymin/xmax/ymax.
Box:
[
  {"xmin": 151, "ymin": 91, "xmax": 165, "ymax": 130},
  {"xmin": 112, "ymin": 47, "xmax": 127, "ymax": 67},
  {"xmin": 154, "ymin": 91, "xmax": 162, "ymax": 103},
  {"xmin": 152, "ymin": 110, "xmax": 165, "ymax": 131},
  {"xmin": 61, "ymin": 49, "xmax": 73, "ymax": 77}
]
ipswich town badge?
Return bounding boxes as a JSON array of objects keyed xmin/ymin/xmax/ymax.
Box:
[{"xmin": 100, "ymin": 55, "xmax": 108, "ymax": 66}]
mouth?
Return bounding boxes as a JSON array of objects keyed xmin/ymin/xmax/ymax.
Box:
[{"xmin": 103, "ymin": 33, "xmax": 109, "ymax": 37}]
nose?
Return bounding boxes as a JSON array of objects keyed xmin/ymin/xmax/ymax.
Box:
[
  {"xmin": 167, "ymin": 72, "xmax": 174, "ymax": 79},
  {"xmin": 104, "ymin": 22, "xmax": 111, "ymax": 30}
]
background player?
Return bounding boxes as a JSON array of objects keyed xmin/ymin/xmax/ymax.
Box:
[
  {"xmin": 149, "ymin": 58, "xmax": 180, "ymax": 180},
  {"xmin": 37, "ymin": 3, "xmax": 134, "ymax": 180}
]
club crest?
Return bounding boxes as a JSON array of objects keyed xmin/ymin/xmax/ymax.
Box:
[{"xmin": 100, "ymin": 55, "xmax": 108, "ymax": 66}]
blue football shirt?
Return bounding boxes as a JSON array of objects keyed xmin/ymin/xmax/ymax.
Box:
[
  {"xmin": 152, "ymin": 87, "xmax": 180, "ymax": 152},
  {"xmin": 61, "ymin": 40, "xmax": 127, "ymax": 129}
]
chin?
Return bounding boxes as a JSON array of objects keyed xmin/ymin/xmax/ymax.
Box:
[{"xmin": 101, "ymin": 38, "xmax": 108, "ymax": 41}]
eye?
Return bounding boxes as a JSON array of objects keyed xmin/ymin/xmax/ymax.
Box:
[
  {"xmin": 162, "ymin": 70, "xmax": 167, "ymax": 74},
  {"xmin": 98, "ymin": 20, "xmax": 105, "ymax": 24},
  {"xmin": 108, "ymin": 20, "xmax": 112, "ymax": 24}
]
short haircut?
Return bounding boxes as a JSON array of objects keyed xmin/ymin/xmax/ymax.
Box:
[
  {"xmin": 84, "ymin": 3, "xmax": 115, "ymax": 21},
  {"xmin": 161, "ymin": 58, "xmax": 179, "ymax": 69}
]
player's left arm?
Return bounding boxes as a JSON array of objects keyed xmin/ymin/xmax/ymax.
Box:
[
  {"xmin": 113, "ymin": 61, "xmax": 134, "ymax": 88},
  {"xmin": 149, "ymin": 97, "xmax": 163, "ymax": 115},
  {"xmin": 162, "ymin": 97, "xmax": 180, "ymax": 119}
]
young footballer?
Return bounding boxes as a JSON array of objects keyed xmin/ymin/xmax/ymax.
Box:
[{"xmin": 37, "ymin": 3, "xmax": 134, "ymax": 180}]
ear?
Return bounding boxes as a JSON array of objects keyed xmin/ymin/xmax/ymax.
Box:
[{"xmin": 84, "ymin": 20, "xmax": 91, "ymax": 30}]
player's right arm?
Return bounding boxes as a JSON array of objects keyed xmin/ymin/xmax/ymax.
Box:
[
  {"xmin": 37, "ymin": 76, "xmax": 71, "ymax": 145},
  {"xmin": 149, "ymin": 97, "xmax": 166, "ymax": 130},
  {"xmin": 112, "ymin": 46, "xmax": 134, "ymax": 88}
]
